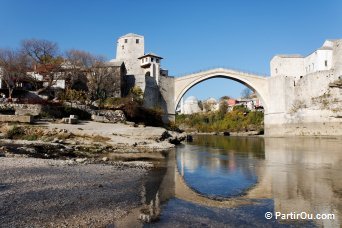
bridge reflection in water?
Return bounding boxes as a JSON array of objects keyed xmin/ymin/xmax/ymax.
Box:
[{"xmin": 116, "ymin": 136, "xmax": 342, "ymax": 227}]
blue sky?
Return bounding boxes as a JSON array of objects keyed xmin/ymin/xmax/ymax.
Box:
[{"xmin": 1, "ymin": 0, "xmax": 341, "ymax": 100}]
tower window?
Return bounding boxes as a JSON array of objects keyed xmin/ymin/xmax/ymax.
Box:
[
  {"xmin": 122, "ymin": 45, "xmax": 124, "ymax": 50},
  {"xmin": 125, "ymin": 39, "xmax": 128, "ymax": 43},
  {"xmin": 136, "ymin": 39, "xmax": 139, "ymax": 44},
  {"xmin": 325, "ymin": 60, "xmax": 328, "ymax": 67},
  {"xmin": 151, "ymin": 57, "xmax": 154, "ymax": 62},
  {"xmin": 156, "ymin": 59, "xmax": 160, "ymax": 63}
]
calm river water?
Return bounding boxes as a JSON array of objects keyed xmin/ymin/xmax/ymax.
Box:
[{"xmin": 145, "ymin": 135, "xmax": 342, "ymax": 227}]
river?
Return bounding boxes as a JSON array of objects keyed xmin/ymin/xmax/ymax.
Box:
[{"xmin": 117, "ymin": 135, "xmax": 342, "ymax": 227}]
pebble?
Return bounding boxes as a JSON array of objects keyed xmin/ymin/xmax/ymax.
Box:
[{"xmin": 76, "ymin": 158, "xmax": 87, "ymax": 163}]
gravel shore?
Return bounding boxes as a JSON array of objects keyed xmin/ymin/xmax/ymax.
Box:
[{"xmin": 0, "ymin": 157, "xmax": 149, "ymax": 227}]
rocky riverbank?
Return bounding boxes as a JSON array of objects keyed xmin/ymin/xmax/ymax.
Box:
[
  {"xmin": 0, "ymin": 120, "xmax": 185, "ymax": 161},
  {"xmin": 0, "ymin": 156, "xmax": 154, "ymax": 227},
  {"xmin": 0, "ymin": 121, "xmax": 181, "ymax": 227}
]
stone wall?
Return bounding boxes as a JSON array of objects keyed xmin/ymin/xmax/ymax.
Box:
[
  {"xmin": 0, "ymin": 115, "xmax": 33, "ymax": 123},
  {"xmin": 0, "ymin": 104, "xmax": 43, "ymax": 116},
  {"xmin": 265, "ymin": 70, "xmax": 342, "ymax": 136},
  {"xmin": 159, "ymin": 75, "xmax": 175, "ymax": 122},
  {"xmin": 265, "ymin": 40, "xmax": 342, "ymax": 136}
]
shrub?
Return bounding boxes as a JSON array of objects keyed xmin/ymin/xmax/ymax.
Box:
[
  {"xmin": 5, "ymin": 125, "xmax": 25, "ymax": 139},
  {"xmin": 0, "ymin": 107, "xmax": 15, "ymax": 115},
  {"xmin": 23, "ymin": 134, "xmax": 38, "ymax": 141}
]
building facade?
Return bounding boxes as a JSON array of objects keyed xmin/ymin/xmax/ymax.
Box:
[{"xmin": 270, "ymin": 40, "xmax": 334, "ymax": 81}]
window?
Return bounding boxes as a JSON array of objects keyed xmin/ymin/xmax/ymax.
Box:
[
  {"xmin": 325, "ymin": 60, "xmax": 328, "ymax": 67},
  {"xmin": 156, "ymin": 59, "xmax": 160, "ymax": 63},
  {"xmin": 275, "ymin": 68, "xmax": 278, "ymax": 74},
  {"xmin": 125, "ymin": 39, "xmax": 128, "ymax": 43},
  {"xmin": 136, "ymin": 39, "xmax": 139, "ymax": 44},
  {"xmin": 122, "ymin": 45, "xmax": 124, "ymax": 50},
  {"xmin": 151, "ymin": 57, "xmax": 154, "ymax": 62}
]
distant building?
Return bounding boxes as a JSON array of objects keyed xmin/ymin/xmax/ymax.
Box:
[
  {"xmin": 226, "ymin": 98, "xmax": 237, "ymax": 111},
  {"xmin": 180, "ymin": 96, "xmax": 202, "ymax": 114},
  {"xmin": 203, "ymin": 97, "xmax": 219, "ymax": 112},
  {"xmin": 270, "ymin": 40, "xmax": 334, "ymax": 81}
]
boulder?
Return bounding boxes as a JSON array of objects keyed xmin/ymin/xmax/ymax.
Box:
[{"xmin": 91, "ymin": 110, "xmax": 126, "ymax": 123}]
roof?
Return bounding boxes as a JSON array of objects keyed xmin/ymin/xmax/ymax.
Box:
[
  {"xmin": 119, "ymin": 33, "xmax": 144, "ymax": 39},
  {"xmin": 274, "ymin": 54, "xmax": 303, "ymax": 58},
  {"xmin": 138, "ymin": 52, "xmax": 163, "ymax": 59},
  {"xmin": 206, "ymin": 97, "xmax": 217, "ymax": 103},
  {"xmin": 107, "ymin": 60, "xmax": 124, "ymax": 67},
  {"xmin": 318, "ymin": 46, "xmax": 333, "ymax": 50},
  {"xmin": 185, "ymin": 96, "xmax": 198, "ymax": 103}
]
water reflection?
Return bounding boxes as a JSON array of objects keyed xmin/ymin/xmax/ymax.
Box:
[
  {"xmin": 176, "ymin": 136, "xmax": 264, "ymax": 198},
  {"xmin": 172, "ymin": 136, "xmax": 341, "ymax": 227},
  {"xmin": 263, "ymin": 137, "xmax": 342, "ymax": 227},
  {"xmin": 118, "ymin": 136, "xmax": 342, "ymax": 227}
]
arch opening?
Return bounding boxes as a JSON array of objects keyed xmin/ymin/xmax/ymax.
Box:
[{"xmin": 175, "ymin": 74, "xmax": 267, "ymax": 112}]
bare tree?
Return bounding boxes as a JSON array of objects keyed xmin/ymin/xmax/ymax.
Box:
[
  {"xmin": 87, "ymin": 57, "xmax": 117, "ymax": 101},
  {"xmin": 0, "ymin": 48, "xmax": 30, "ymax": 99},
  {"xmin": 241, "ymin": 87, "xmax": 252, "ymax": 99},
  {"xmin": 64, "ymin": 49, "xmax": 95, "ymax": 90},
  {"xmin": 21, "ymin": 39, "xmax": 64, "ymax": 93}
]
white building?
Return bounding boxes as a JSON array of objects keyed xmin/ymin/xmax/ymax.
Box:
[
  {"xmin": 180, "ymin": 96, "xmax": 202, "ymax": 114},
  {"xmin": 270, "ymin": 40, "xmax": 334, "ymax": 80},
  {"xmin": 138, "ymin": 53, "xmax": 162, "ymax": 85},
  {"xmin": 203, "ymin": 97, "xmax": 219, "ymax": 112}
]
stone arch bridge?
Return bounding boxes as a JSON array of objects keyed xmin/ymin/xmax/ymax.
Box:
[{"xmin": 174, "ymin": 68, "xmax": 269, "ymax": 112}]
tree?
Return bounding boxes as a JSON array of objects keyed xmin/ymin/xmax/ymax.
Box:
[
  {"xmin": 21, "ymin": 39, "xmax": 64, "ymax": 93},
  {"xmin": 129, "ymin": 86, "xmax": 143, "ymax": 103},
  {"xmin": 61, "ymin": 89, "xmax": 87, "ymax": 107},
  {"xmin": 87, "ymin": 57, "xmax": 119, "ymax": 101},
  {"xmin": 241, "ymin": 87, "xmax": 252, "ymax": 99},
  {"xmin": 220, "ymin": 95, "xmax": 230, "ymax": 101},
  {"xmin": 65, "ymin": 49, "xmax": 94, "ymax": 90},
  {"xmin": 218, "ymin": 100, "xmax": 228, "ymax": 118},
  {"xmin": 0, "ymin": 48, "xmax": 30, "ymax": 99},
  {"xmin": 198, "ymin": 100, "xmax": 203, "ymax": 110}
]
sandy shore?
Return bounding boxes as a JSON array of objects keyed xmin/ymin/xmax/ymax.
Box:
[
  {"xmin": 42, "ymin": 120, "xmax": 184, "ymax": 150},
  {"xmin": 0, "ymin": 121, "xmax": 180, "ymax": 227},
  {"xmin": 0, "ymin": 157, "xmax": 151, "ymax": 227}
]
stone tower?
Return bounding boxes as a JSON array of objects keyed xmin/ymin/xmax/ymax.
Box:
[{"xmin": 116, "ymin": 33, "xmax": 144, "ymax": 75}]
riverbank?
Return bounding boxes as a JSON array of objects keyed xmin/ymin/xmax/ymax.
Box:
[
  {"xmin": 0, "ymin": 156, "xmax": 153, "ymax": 227},
  {"xmin": 0, "ymin": 121, "xmax": 179, "ymax": 226},
  {"xmin": 0, "ymin": 120, "xmax": 185, "ymax": 161}
]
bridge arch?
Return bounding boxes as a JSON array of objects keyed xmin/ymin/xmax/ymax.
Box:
[{"xmin": 174, "ymin": 68, "xmax": 269, "ymax": 112}]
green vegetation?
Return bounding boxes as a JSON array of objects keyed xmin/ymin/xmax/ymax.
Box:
[
  {"xmin": 176, "ymin": 105, "xmax": 264, "ymax": 133},
  {"xmin": 5, "ymin": 125, "xmax": 25, "ymax": 139}
]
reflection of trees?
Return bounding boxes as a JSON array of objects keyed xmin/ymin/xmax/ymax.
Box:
[
  {"xmin": 191, "ymin": 135, "xmax": 265, "ymax": 159},
  {"xmin": 176, "ymin": 136, "xmax": 265, "ymax": 197}
]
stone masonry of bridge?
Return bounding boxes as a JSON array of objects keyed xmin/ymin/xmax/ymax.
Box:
[
  {"xmin": 109, "ymin": 34, "xmax": 342, "ymax": 136},
  {"xmin": 155, "ymin": 40, "xmax": 342, "ymax": 136}
]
